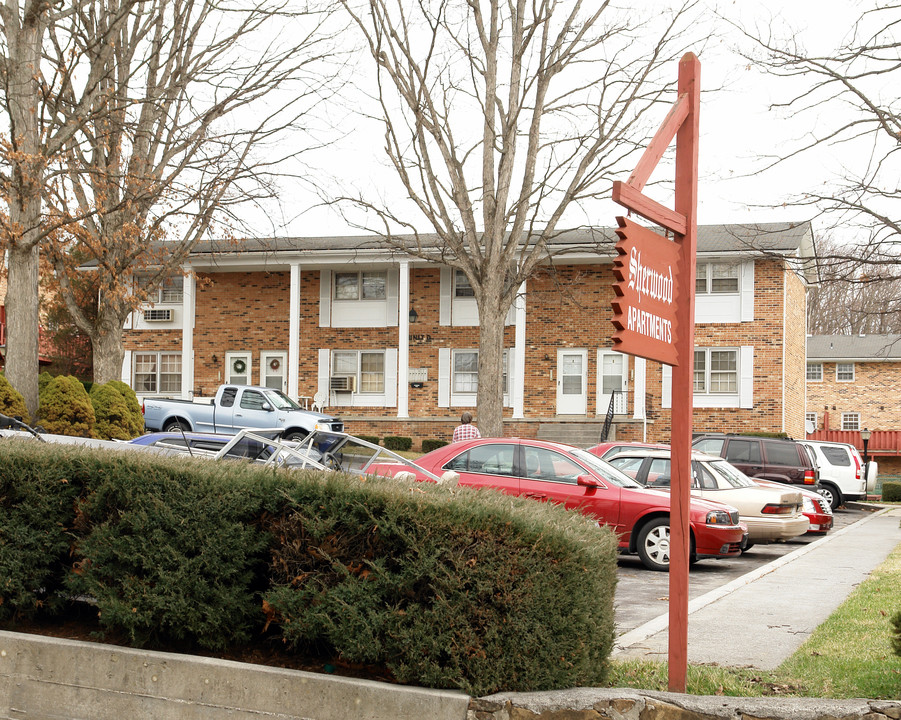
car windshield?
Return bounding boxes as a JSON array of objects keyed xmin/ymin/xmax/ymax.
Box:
[
  {"xmin": 260, "ymin": 389, "xmax": 302, "ymax": 410},
  {"xmin": 706, "ymin": 459, "xmax": 756, "ymax": 488},
  {"xmin": 570, "ymin": 448, "xmax": 644, "ymax": 488}
]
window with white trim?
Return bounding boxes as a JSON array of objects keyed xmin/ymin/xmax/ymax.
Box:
[
  {"xmin": 806, "ymin": 362, "xmax": 823, "ymax": 381},
  {"xmin": 136, "ymin": 275, "xmax": 183, "ymax": 304},
  {"xmin": 841, "ymin": 412, "xmax": 860, "ymax": 431},
  {"xmin": 333, "ymin": 350, "xmax": 385, "ymax": 393},
  {"xmin": 334, "ymin": 271, "xmax": 386, "ymax": 301},
  {"xmin": 693, "ymin": 348, "xmax": 737, "ymax": 394},
  {"xmin": 452, "ymin": 349, "xmax": 507, "ymax": 395},
  {"xmin": 454, "ymin": 270, "xmax": 475, "ymax": 297},
  {"xmin": 133, "ymin": 352, "xmax": 181, "ymax": 393},
  {"xmin": 836, "ymin": 363, "xmax": 855, "ymax": 382},
  {"xmin": 696, "ymin": 262, "xmax": 739, "ymax": 294},
  {"xmin": 805, "ymin": 411, "xmax": 818, "ymax": 429}
]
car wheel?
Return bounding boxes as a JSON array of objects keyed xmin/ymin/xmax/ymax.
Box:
[
  {"xmin": 636, "ymin": 517, "xmax": 671, "ymax": 571},
  {"xmin": 163, "ymin": 420, "xmax": 189, "ymax": 433},
  {"xmin": 819, "ymin": 483, "xmax": 842, "ymax": 511},
  {"xmin": 283, "ymin": 431, "xmax": 307, "ymax": 442}
]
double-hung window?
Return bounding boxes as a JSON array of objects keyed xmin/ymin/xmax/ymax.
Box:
[
  {"xmin": 807, "ymin": 363, "xmax": 823, "ymax": 381},
  {"xmin": 452, "ymin": 349, "xmax": 507, "ymax": 394},
  {"xmin": 836, "ymin": 363, "xmax": 855, "ymax": 382},
  {"xmin": 696, "ymin": 262, "xmax": 739, "ymax": 294},
  {"xmin": 841, "ymin": 412, "xmax": 860, "ymax": 431},
  {"xmin": 694, "ymin": 348, "xmax": 737, "ymax": 394},
  {"xmin": 334, "ymin": 271, "xmax": 386, "ymax": 301},
  {"xmin": 332, "ymin": 350, "xmax": 386, "ymax": 393},
  {"xmin": 454, "ymin": 270, "xmax": 475, "ymax": 297},
  {"xmin": 133, "ymin": 352, "xmax": 181, "ymax": 393}
]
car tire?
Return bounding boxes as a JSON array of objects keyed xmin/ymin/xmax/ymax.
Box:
[
  {"xmin": 636, "ymin": 517, "xmax": 672, "ymax": 571},
  {"xmin": 163, "ymin": 420, "xmax": 189, "ymax": 433},
  {"xmin": 283, "ymin": 431, "xmax": 308, "ymax": 442},
  {"xmin": 819, "ymin": 482, "xmax": 842, "ymax": 511}
]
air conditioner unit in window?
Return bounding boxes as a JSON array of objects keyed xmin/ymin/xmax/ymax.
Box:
[
  {"xmin": 143, "ymin": 308, "xmax": 172, "ymax": 322},
  {"xmin": 330, "ymin": 375, "xmax": 356, "ymax": 392}
]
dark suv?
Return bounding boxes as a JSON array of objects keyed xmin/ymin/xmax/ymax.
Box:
[{"xmin": 692, "ymin": 434, "xmax": 819, "ymax": 488}]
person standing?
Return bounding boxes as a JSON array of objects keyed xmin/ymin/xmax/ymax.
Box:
[{"xmin": 452, "ymin": 411, "xmax": 481, "ymax": 442}]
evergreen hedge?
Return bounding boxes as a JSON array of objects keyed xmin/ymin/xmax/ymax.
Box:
[
  {"xmin": 422, "ymin": 438, "xmax": 448, "ymax": 453},
  {"xmin": 0, "ymin": 373, "xmax": 29, "ymax": 423},
  {"xmin": 882, "ymin": 481, "xmax": 901, "ymax": 502},
  {"xmin": 0, "ymin": 440, "xmax": 618, "ymax": 696},
  {"xmin": 383, "ymin": 435, "xmax": 413, "ymax": 451}
]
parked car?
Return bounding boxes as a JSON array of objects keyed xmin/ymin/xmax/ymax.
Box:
[
  {"xmin": 799, "ymin": 439, "xmax": 871, "ymax": 510},
  {"xmin": 754, "ymin": 478, "xmax": 833, "ymax": 534},
  {"xmin": 605, "ymin": 448, "xmax": 809, "ymax": 547},
  {"xmin": 141, "ymin": 384, "xmax": 343, "ymax": 440},
  {"xmin": 692, "ymin": 434, "xmax": 819, "ymax": 489},
  {"xmin": 368, "ymin": 437, "xmax": 748, "ymax": 571},
  {"xmin": 587, "ymin": 441, "xmax": 669, "ymax": 461}
]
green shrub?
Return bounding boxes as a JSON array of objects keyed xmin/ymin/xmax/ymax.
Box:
[
  {"xmin": 90, "ymin": 381, "xmax": 144, "ymax": 440},
  {"xmin": 0, "ymin": 441, "xmax": 83, "ymax": 620},
  {"xmin": 422, "ymin": 438, "xmax": 448, "ymax": 453},
  {"xmin": 38, "ymin": 371, "xmax": 54, "ymax": 400},
  {"xmin": 383, "ymin": 435, "xmax": 412, "ymax": 452},
  {"xmin": 357, "ymin": 435, "xmax": 380, "ymax": 446},
  {"xmin": 882, "ymin": 481, "xmax": 901, "ymax": 502},
  {"xmin": 892, "ymin": 610, "xmax": 901, "ymax": 657},
  {"xmin": 38, "ymin": 375, "xmax": 96, "ymax": 437},
  {"xmin": 0, "ymin": 373, "xmax": 29, "ymax": 423},
  {"xmin": 64, "ymin": 453, "xmax": 279, "ymax": 650},
  {"xmin": 263, "ymin": 474, "xmax": 617, "ymax": 695}
]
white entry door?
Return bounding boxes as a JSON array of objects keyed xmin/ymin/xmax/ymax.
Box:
[
  {"xmin": 261, "ymin": 351, "xmax": 287, "ymax": 392},
  {"xmin": 598, "ymin": 350, "xmax": 628, "ymax": 416},
  {"xmin": 556, "ymin": 349, "xmax": 587, "ymax": 415}
]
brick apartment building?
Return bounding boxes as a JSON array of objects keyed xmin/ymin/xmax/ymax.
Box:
[
  {"xmin": 121, "ymin": 222, "xmax": 815, "ymax": 447},
  {"xmin": 806, "ymin": 334, "xmax": 901, "ymax": 476}
]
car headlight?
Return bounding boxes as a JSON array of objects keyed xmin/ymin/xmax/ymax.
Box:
[
  {"xmin": 314, "ymin": 422, "xmax": 331, "ymax": 431},
  {"xmin": 706, "ymin": 510, "xmax": 732, "ymax": 525}
]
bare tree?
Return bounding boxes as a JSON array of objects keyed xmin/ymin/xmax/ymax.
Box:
[
  {"xmin": 39, "ymin": 0, "xmax": 340, "ymax": 385},
  {"xmin": 736, "ymin": 4, "xmax": 900, "ymax": 277},
  {"xmin": 336, "ymin": 0, "xmax": 702, "ymax": 436},
  {"xmin": 0, "ymin": 0, "xmax": 137, "ymax": 417}
]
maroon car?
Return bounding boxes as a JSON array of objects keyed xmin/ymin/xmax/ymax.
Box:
[{"xmin": 371, "ymin": 437, "xmax": 747, "ymax": 571}]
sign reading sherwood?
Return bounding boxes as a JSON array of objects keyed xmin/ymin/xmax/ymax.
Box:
[{"xmin": 611, "ymin": 216, "xmax": 681, "ymax": 366}]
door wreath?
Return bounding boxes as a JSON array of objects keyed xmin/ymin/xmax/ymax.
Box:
[
  {"xmin": 232, "ymin": 358, "xmax": 246, "ymax": 374},
  {"xmin": 269, "ymin": 358, "xmax": 280, "ymax": 371}
]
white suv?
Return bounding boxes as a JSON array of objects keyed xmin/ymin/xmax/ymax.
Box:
[{"xmin": 800, "ymin": 440, "xmax": 873, "ymax": 510}]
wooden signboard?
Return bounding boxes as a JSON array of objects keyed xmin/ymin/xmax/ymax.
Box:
[{"xmin": 611, "ymin": 217, "xmax": 681, "ymax": 366}]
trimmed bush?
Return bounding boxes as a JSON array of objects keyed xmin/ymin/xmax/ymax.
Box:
[
  {"xmin": 0, "ymin": 373, "xmax": 29, "ymax": 423},
  {"xmin": 263, "ymin": 474, "xmax": 617, "ymax": 695},
  {"xmin": 38, "ymin": 371, "xmax": 54, "ymax": 400},
  {"xmin": 383, "ymin": 435, "xmax": 412, "ymax": 452},
  {"xmin": 357, "ymin": 435, "xmax": 380, "ymax": 446},
  {"xmin": 39, "ymin": 375, "xmax": 96, "ymax": 437},
  {"xmin": 422, "ymin": 438, "xmax": 448, "ymax": 453},
  {"xmin": 90, "ymin": 381, "xmax": 144, "ymax": 440},
  {"xmin": 0, "ymin": 440, "xmax": 83, "ymax": 620},
  {"xmin": 882, "ymin": 481, "xmax": 901, "ymax": 502}
]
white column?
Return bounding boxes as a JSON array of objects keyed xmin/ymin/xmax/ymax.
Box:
[
  {"xmin": 397, "ymin": 260, "xmax": 410, "ymax": 418},
  {"xmin": 289, "ymin": 263, "xmax": 301, "ymax": 401},
  {"xmin": 181, "ymin": 273, "xmax": 196, "ymax": 399},
  {"xmin": 513, "ymin": 281, "xmax": 527, "ymax": 419}
]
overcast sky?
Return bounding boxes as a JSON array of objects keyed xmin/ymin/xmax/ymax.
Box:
[{"xmin": 271, "ymin": 0, "xmax": 871, "ymax": 239}]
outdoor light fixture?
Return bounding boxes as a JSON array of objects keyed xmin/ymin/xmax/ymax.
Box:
[
  {"xmin": 408, "ymin": 306, "xmax": 419, "ymax": 324},
  {"xmin": 861, "ymin": 428, "xmax": 871, "ymax": 469}
]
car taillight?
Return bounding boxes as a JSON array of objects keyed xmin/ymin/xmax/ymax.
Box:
[
  {"xmin": 803, "ymin": 469, "xmax": 816, "ymax": 484},
  {"xmin": 853, "ymin": 453, "xmax": 862, "ymax": 480},
  {"xmin": 141, "ymin": 400, "xmax": 145, "ymax": 415},
  {"xmin": 762, "ymin": 504, "xmax": 794, "ymax": 515}
]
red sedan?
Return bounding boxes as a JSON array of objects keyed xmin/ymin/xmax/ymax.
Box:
[{"xmin": 372, "ymin": 437, "xmax": 747, "ymax": 571}]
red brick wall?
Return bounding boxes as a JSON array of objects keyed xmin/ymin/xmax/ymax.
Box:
[{"xmin": 807, "ymin": 360, "xmax": 901, "ymax": 432}]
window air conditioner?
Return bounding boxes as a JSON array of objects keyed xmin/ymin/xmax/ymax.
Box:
[
  {"xmin": 144, "ymin": 308, "xmax": 172, "ymax": 322},
  {"xmin": 330, "ymin": 375, "xmax": 356, "ymax": 392}
]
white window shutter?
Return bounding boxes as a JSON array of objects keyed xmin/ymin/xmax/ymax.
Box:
[
  {"xmin": 439, "ymin": 267, "xmax": 452, "ymax": 326},
  {"xmin": 386, "ymin": 269, "xmax": 399, "ymax": 327},
  {"xmin": 505, "ymin": 348, "xmax": 514, "ymax": 407},
  {"xmin": 317, "ymin": 349, "xmax": 330, "ymax": 399},
  {"xmin": 319, "ymin": 270, "xmax": 331, "ymax": 327},
  {"xmin": 384, "ymin": 348, "xmax": 398, "ymax": 407},
  {"xmin": 740, "ymin": 346, "xmax": 754, "ymax": 409},
  {"xmin": 661, "ymin": 364, "xmax": 672, "ymax": 409},
  {"xmin": 122, "ymin": 350, "xmax": 132, "ymax": 385},
  {"xmin": 741, "ymin": 261, "xmax": 754, "ymax": 322},
  {"xmin": 438, "ymin": 348, "xmax": 451, "ymax": 407}
]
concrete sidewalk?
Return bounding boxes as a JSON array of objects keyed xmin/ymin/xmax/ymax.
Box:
[{"xmin": 612, "ymin": 505, "xmax": 901, "ymax": 669}]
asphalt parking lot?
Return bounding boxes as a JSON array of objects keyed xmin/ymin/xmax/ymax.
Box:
[{"xmin": 614, "ymin": 505, "xmax": 872, "ymax": 637}]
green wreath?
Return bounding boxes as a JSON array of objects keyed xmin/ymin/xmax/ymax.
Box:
[{"xmin": 232, "ymin": 358, "xmax": 246, "ymax": 374}]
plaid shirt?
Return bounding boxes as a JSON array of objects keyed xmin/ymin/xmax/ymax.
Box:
[{"xmin": 452, "ymin": 423, "xmax": 481, "ymax": 442}]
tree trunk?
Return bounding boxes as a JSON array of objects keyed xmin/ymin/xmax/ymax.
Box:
[
  {"xmin": 476, "ymin": 290, "xmax": 510, "ymax": 438},
  {"xmin": 90, "ymin": 310, "xmax": 129, "ymax": 385},
  {"xmin": 4, "ymin": 243, "xmax": 41, "ymax": 420}
]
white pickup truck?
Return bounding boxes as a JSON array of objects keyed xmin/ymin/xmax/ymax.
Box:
[{"xmin": 141, "ymin": 385, "xmax": 343, "ymax": 440}]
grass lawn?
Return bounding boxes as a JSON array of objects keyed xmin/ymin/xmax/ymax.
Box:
[{"xmin": 606, "ymin": 525, "xmax": 901, "ymax": 699}]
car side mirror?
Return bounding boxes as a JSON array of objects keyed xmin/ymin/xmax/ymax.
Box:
[
  {"xmin": 577, "ymin": 475, "xmax": 601, "ymax": 488},
  {"xmin": 261, "ymin": 403, "xmax": 273, "ymax": 412}
]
